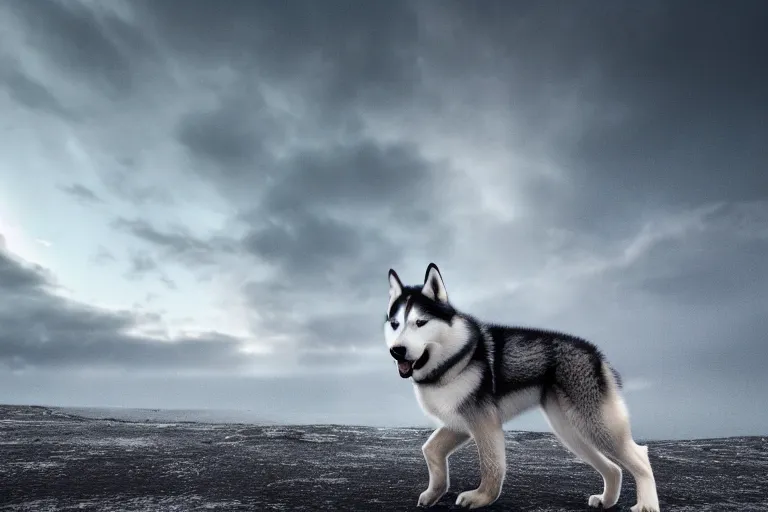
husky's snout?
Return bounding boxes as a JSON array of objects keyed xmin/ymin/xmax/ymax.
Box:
[
  {"xmin": 390, "ymin": 346, "xmax": 407, "ymax": 361},
  {"xmin": 390, "ymin": 345, "xmax": 414, "ymax": 378},
  {"xmin": 389, "ymin": 345, "xmax": 429, "ymax": 379}
]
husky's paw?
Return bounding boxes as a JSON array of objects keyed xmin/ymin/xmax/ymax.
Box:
[
  {"xmin": 417, "ymin": 487, "xmax": 445, "ymax": 508},
  {"xmin": 630, "ymin": 504, "xmax": 660, "ymax": 512},
  {"xmin": 589, "ymin": 494, "xmax": 619, "ymax": 509},
  {"xmin": 455, "ymin": 489, "xmax": 497, "ymax": 509},
  {"xmin": 588, "ymin": 494, "xmax": 604, "ymax": 508}
]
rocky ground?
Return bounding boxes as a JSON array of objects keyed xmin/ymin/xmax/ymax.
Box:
[{"xmin": 0, "ymin": 405, "xmax": 766, "ymax": 511}]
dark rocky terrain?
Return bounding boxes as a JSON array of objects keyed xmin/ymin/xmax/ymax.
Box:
[{"xmin": 0, "ymin": 405, "xmax": 766, "ymax": 511}]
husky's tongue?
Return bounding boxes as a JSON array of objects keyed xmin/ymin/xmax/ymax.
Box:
[{"xmin": 397, "ymin": 360, "xmax": 413, "ymax": 377}]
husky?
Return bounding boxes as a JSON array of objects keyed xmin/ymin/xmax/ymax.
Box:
[{"xmin": 383, "ymin": 263, "xmax": 660, "ymax": 511}]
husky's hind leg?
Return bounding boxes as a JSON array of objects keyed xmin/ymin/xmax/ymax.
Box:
[
  {"xmin": 418, "ymin": 427, "xmax": 471, "ymax": 508},
  {"xmin": 598, "ymin": 394, "xmax": 659, "ymax": 512},
  {"xmin": 565, "ymin": 368, "xmax": 660, "ymax": 512},
  {"xmin": 542, "ymin": 393, "xmax": 623, "ymax": 508}
]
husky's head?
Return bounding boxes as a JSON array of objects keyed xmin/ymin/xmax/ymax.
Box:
[{"xmin": 384, "ymin": 263, "xmax": 462, "ymax": 379}]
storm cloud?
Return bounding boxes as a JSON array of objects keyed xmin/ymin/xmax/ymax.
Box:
[
  {"xmin": 0, "ymin": 248, "xmax": 252, "ymax": 372},
  {"xmin": 0, "ymin": 0, "xmax": 766, "ymax": 438}
]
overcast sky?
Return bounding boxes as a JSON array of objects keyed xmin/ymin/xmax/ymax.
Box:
[{"xmin": 1, "ymin": 0, "xmax": 766, "ymax": 440}]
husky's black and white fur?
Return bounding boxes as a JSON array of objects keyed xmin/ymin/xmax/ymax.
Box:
[{"xmin": 384, "ymin": 263, "xmax": 660, "ymax": 511}]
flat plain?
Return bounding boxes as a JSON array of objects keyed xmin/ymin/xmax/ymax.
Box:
[{"xmin": 1, "ymin": 405, "xmax": 766, "ymax": 511}]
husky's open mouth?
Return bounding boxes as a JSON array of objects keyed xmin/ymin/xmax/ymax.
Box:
[{"xmin": 398, "ymin": 350, "xmax": 429, "ymax": 378}]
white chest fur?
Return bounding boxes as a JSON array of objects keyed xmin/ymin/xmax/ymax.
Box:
[{"xmin": 413, "ymin": 362, "xmax": 484, "ymax": 430}]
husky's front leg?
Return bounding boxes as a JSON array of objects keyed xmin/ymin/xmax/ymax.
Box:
[
  {"xmin": 418, "ymin": 426, "xmax": 471, "ymax": 507},
  {"xmin": 456, "ymin": 415, "xmax": 506, "ymax": 509}
]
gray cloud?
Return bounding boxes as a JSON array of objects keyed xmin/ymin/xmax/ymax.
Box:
[
  {"xmin": 261, "ymin": 140, "xmax": 436, "ymax": 217},
  {"xmin": 0, "ymin": 245, "xmax": 249, "ymax": 371},
  {"xmin": 240, "ymin": 139, "xmax": 444, "ymax": 272},
  {"xmin": 0, "ymin": 250, "xmax": 51, "ymax": 294},
  {"xmin": 0, "ymin": 61, "xmax": 72, "ymax": 118},
  {"xmin": 133, "ymin": 0, "xmax": 424, "ymax": 112},
  {"xmin": 59, "ymin": 184, "xmax": 103, "ymax": 205},
  {"xmin": 243, "ymin": 216, "xmax": 369, "ymax": 276},
  {"xmin": 112, "ymin": 218, "xmax": 236, "ymax": 268},
  {"xmin": 125, "ymin": 252, "xmax": 156, "ymax": 278},
  {"xmin": 176, "ymin": 84, "xmax": 280, "ymax": 174},
  {"xmin": 91, "ymin": 246, "xmax": 117, "ymax": 266},
  {"xmin": 4, "ymin": 0, "xmax": 157, "ymax": 100},
  {"xmin": 123, "ymin": 252, "xmax": 177, "ymax": 290},
  {"xmin": 445, "ymin": 1, "xmax": 768, "ymax": 232},
  {"xmin": 598, "ymin": 204, "xmax": 768, "ymax": 378},
  {"xmin": 298, "ymin": 312, "xmax": 385, "ymax": 351},
  {"xmin": 625, "ymin": 235, "xmax": 768, "ymax": 304},
  {"xmin": 101, "ymin": 169, "xmax": 176, "ymax": 207}
]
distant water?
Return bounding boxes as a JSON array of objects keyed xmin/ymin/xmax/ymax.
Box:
[
  {"xmin": 54, "ymin": 406, "xmax": 541, "ymax": 433},
  {"xmin": 50, "ymin": 405, "xmax": 438, "ymax": 428},
  {"xmin": 58, "ymin": 406, "xmax": 280, "ymax": 425}
]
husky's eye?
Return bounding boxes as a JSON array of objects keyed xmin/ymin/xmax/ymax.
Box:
[
  {"xmin": 415, "ymin": 319, "xmax": 429, "ymax": 328},
  {"xmin": 389, "ymin": 319, "xmax": 400, "ymax": 330}
]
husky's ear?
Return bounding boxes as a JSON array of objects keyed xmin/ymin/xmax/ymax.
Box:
[
  {"xmin": 422, "ymin": 262, "xmax": 448, "ymax": 303},
  {"xmin": 387, "ymin": 269, "xmax": 404, "ymax": 314}
]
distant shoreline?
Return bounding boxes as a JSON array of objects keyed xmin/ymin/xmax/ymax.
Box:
[{"xmin": 2, "ymin": 403, "xmax": 764, "ymax": 443}]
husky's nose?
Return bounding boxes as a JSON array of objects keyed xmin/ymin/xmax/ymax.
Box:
[{"xmin": 390, "ymin": 346, "xmax": 407, "ymax": 361}]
